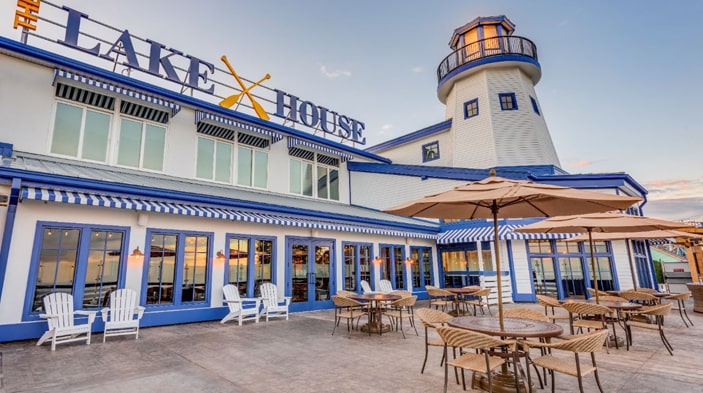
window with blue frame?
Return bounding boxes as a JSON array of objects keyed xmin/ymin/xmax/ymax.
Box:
[
  {"xmin": 225, "ymin": 235, "xmax": 275, "ymax": 297},
  {"xmin": 463, "ymin": 98, "xmax": 479, "ymax": 119},
  {"xmin": 499, "ymin": 93, "xmax": 518, "ymax": 110},
  {"xmin": 144, "ymin": 231, "xmax": 211, "ymax": 306},
  {"xmin": 380, "ymin": 245, "xmax": 405, "ymax": 290},
  {"xmin": 26, "ymin": 223, "xmax": 127, "ymax": 314},
  {"xmin": 530, "ymin": 96, "xmax": 540, "ymax": 115},
  {"xmin": 343, "ymin": 243, "xmax": 372, "ymax": 292},
  {"xmin": 439, "ymin": 243, "xmax": 481, "ymax": 288},
  {"xmin": 410, "ymin": 246, "xmax": 433, "ymax": 290},
  {"xmin": 422, "ymin": 141, "xmax": 440, "ymax": 162}
]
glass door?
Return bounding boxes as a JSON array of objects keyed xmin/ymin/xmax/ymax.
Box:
[
  {"xmin": 558, "ymin": 257, "xmax": 586, "ymax": 298},
  {"xmin": 531, "ymin": 257, "xmax": 558, "ymax": 297},
  {"xmin": 288, "ymin": 239, "xmax": 333, "ymax": 312}
]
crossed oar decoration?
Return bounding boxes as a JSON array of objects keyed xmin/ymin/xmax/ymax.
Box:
[{"xmin": 219, "ymin": 55, "xmax": 270, "ymax": 121}]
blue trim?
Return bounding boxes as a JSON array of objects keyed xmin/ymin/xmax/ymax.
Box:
[
  {"xmin": 438, "ymin": 55, "xmax": 540, "ymax": 93},
  {"xmin": 0, "ymin": 37, "xmax": 389, "ymax": 164},
  {"xmin": 0, "ymin": 178, "xmax": 21, "ymax": 299},
  {"xmin": 410, "ymin": 246, "xmax": 434, "ymax": 293},
  {"xmin": 379, "ymin": 243, "xmax": 405, "ymax": 290},
  {"xmin": 140, "ymin": 229, "xmax": 214, "ymax": 310},
  {"xmin": 463, "ymin": 98, "xmax": 479, "ymax": 119},
  {"xmin": 342, "ymin": 241, "xmax": 374, "ymax": 293},
  {"xmin": 0, "ymin": 142, "xmax": 13, "ymax": 157},
  {"xmin": 421, "ymin": 141, "xmax": 440, "ymax": 163},
  {"xmin": 347, "ymin": 163, "xmax": 570, "ymax": 182},
  {"xmin": 512, "ymin": 293, "xmax": 535, "ymax": 303},
  {"xmin": 505, "ymin": 240, "xmax": 519, "ymax": 302},
  {"xmin": 365, "ymin": 119, "xmax": 452, "ymax": 154},
  {"xmin": 285, "ymin": 237, "xmax": 335, "ymax": 312},
  {"xmin": 499, "ymin": 92, "xmax": 518, "ymax": 111},
  {"xmin": 531, "ymin": 173, "xmax": 648, "ymax": 198},
  {"xmin": 449, "ymin": 15, "xmax": 516, "ymax": 48}
]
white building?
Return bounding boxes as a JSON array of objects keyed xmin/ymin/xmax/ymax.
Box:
[{"xmin": 0, "ymin": 7, "xmax": 651, "ymax": 342}]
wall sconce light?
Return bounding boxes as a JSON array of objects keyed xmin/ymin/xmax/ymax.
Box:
[
  {"xmin": 405, "ymin": 257, "xmax": 414, "ymax": 265},
  {"xmin": 131, "ymin": 246, "xmax": 143, "ymax": 259},
  {"xmin": 216, "ymin": 250, "xmax": 226, "ymax": 260},
  {"xmin": 372, "ymin": 257, "xmax": 383, "ymax": 265}
]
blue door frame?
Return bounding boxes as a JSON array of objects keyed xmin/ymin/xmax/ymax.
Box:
[{"xmin": 286, "ymin": 237, "xmax": 334, "ymax": 312}]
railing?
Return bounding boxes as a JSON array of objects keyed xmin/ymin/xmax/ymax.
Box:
[{"xmin": 437, "ymin": 36, "xmax": 538, "ymax": 82}]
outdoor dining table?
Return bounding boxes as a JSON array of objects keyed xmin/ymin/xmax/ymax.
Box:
[
  {"xmin": 560, "ymin": 298, "xmax": 642, "ymax": 347},
  {"xmin": 445, "ymin": 286, "xmax": 481, "ymax": 316},
  {"xmin": 447, "ymin": 316, "xmax": 563, "ymax": 392},
  {"xmin": 348, "ymin": 293, "xmax": 401, "ymax": 335}
]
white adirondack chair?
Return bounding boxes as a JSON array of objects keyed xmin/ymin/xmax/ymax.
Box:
[
  {"xmin": 360, "ymin": 280, "xmax": 377, "ymax": 294},
  {"xmin": 37, "ymin": 292, "xmax": 97, "ymax": 351},
  {"xmin": 259, "ymin": 283, "xmax": 291, "ymax": 322},
  {"xmin": 101, "ymin": 288, "xmax": 145, "ymax": 342},
  {"xmin": 221, "ymin": 284, "xmax": 261, "ymax": 325},
  {"xmin": 379, "ymin": 279, "xmax": 393, "ymax": 293}
]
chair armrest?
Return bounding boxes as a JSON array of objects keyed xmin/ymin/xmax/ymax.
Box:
[
  {"xmin": 101, "ymin": 307, "xmax": 109, "ymax": 320},
  {"xmin": 135, "ymin": 306, "xmax": 145, "ymax": 319},
  {"xmin": 39, "ymin": 313, "xmax": 59, "ymax": 320},
  {"xmin": 75, "ymin": 310, "xmax": 97, "ymax": 323},
  {"xmin": 282, "ymin": 296, "xmax": 292, "ymax": 306}
]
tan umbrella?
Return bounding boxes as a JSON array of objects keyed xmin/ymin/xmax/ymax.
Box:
[
  {"xmin": 567, "ymin": 229, "xmax": 703, "ymax": 290},
  {"xmin": 517, "ymin": 212, "xmax": 691, "ymax": 302},
  {"xmin": 384, "ymin": 173, "xmax": 642, "ymax": 329}
]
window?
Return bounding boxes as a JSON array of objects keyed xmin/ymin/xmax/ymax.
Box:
[
  {"xmin": 50, "ymin": 102, "xmax": 111, "ymax": 162},
  {"xmin": 343, "ymin": 243, "xmax": 372, "ymax": 292},
  {"xmin": 117, "ymin": 118, "xmax": 166, "ymax": 171},
  {"xmin": 26, "ymin": 224, "xmax": 126, "ymax": 315},
  {"xmin": 196, "ymin": 137, "xmax": 232, "ymax": 182},
  {"xmin": 530, "ymin": 96, "xmax": 540, "ymax": 115},
  {"xmin": 499, "ymin": 93, "xmax": 518, "ymax": 110},
  {"xmin": 237, "ymin": 146, "xmax": 268, "ymax": 188},
  {"xmin": 422, "ymin": 141, "xmax": 440, "ymax": 162},
  {"xmin": 463, "ymin": 98, "xmax": 479, "ymax": 119},
  {"xmin": 410, "ymin": 247, "xmax": 433, "ymax": 290},
  {"xmin": 144, "ymin": 231, "xmax": 211, "ymax": 306},
  {"xmin": 225, "ymin": 235, "xmax": 275, "ymax": 298},
  {"xmin": 379, "ymin": 245, "xmax": 405, "ymax": 290},
  {"xmin": 289, "ymin": 148, "xmax": 340, "ymax": 200},
  {"xmin": 480, "ymin": 241, "xmax": 493, "ymax": 271}
]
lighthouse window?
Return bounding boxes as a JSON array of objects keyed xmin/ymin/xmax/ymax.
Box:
[
  {"xmin": 422, "ymin": 141, "xmax": 440, "ymax": 162},
  {"xmin": 499, "ymin": 93, "xmax": 518, "ymax": 110},
  {"xmin": 463, "ymin": 99, "xmax": 479, "ymax": 119},
  {"xmin": 530, "ymin": 96, "xmax": 540, "ymax": 116}
]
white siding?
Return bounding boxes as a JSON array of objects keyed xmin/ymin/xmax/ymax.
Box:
[
  {"xmin": 611, "ymin": 240, "xmax": 635, "ymax": 290},
  {"xmin": 510, "ymin": 241, "xmax": 533, "ymax": 295}
]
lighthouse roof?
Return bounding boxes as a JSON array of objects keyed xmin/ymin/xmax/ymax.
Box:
[{"xmin": 449, "ymin": 15, "xmax": 516, "ymax": 48}]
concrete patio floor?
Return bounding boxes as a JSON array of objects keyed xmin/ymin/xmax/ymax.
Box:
[{"xmin": 1, "ymin": 300, "xmax": 701, "ymax": 392}]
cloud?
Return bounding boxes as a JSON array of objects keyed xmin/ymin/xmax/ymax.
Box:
[
  {"xmin": 320, "ymin": 65, "xmax": 351, "ymax": 79},
  {"xmin": 411, "ymin": 66, "xmax": 423, "ymax": 73},
  {"xmin": 643, "ymin": 197, "xmax": 703, "ymax": 221},
  {"xmin": 568, "ymin": 160, "xmax": 592, "ymax": 168},
  {"xmin": 645, "ymin": 177, "xmax": 703, "ymax": 201}
]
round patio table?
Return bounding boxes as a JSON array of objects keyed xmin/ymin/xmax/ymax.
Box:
[
  {"xmin": 445, "ymin": 287, "xmax": 481, "ymax": 316},
  {"xmin": 348, "ymin": 293, "xmax": 401, "ymax": 335},
  {"xmin": 447, "ymin": 316, "xmax": 563, "ymax": 392}
]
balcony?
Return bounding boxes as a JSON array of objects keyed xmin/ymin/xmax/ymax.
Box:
[{"xmin": 437, "ymin": 35, "xmax": 539, "ymax": 84}]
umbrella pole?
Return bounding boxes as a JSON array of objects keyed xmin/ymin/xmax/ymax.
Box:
[
  {"xmin": 588, "ymin": 229, "xmax": 600, "ymax": 304},
  {"xmin": 625, "ymin": 239, "xmax": 638, "ymax": 290},
  {"xmin": 492, "ymin": 202, "xmax": 504, "ymax": 331}
]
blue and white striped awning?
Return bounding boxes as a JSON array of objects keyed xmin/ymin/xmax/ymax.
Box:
[
  {"xmin": 195, "ymin": 110, "xmax": 284, "ymax": 143},
  {"xmin": 288, "ymin": 137, "xmax": 354, "ymax": 162},
  {"xmin": 438, "ymin": 224, "xmax": 576, "ymax": 244},
  {"xmin": 53, "ymin": 69, "xmax": 181, "ymax": 116},
  {"xmin": 21, "ymin": 187, "xmax": 435, "ymax": 239}
]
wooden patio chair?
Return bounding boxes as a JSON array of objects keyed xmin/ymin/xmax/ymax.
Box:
[
  {"xmin": 522, "ymin": 329, "xmax": 609, "ymax": 393},
  {"xmin": 665, "ymin": 291, "xmax": 694, "ymax": 328},
  {"xmin": 426, "ymin": 286, "xmax": 454, "ymax": 312},
  {"xmin": 415, "ymin": 308, "xmax": 453, "ymax": 374},
  {"xmin": 620, "ymin": 290, "xmax": 658, "ymax": 306},
  {"xmin": 221, "ymin": 284, "xmax": 261, "ymax": 326},
  {"xmin": 331, "ymin": 295, "xmax": 367, "ymax": 337},
  {"xmin": 624, "ymin": 302, "xmax": 674, "ymax": 355},
  {"xmin": 383, "ymin": 295, "xmax": 418, "ymax": 338},
  {"xmin": 437, "ymin": 326, "xmax": 519, "ymax": 393},
  {"xmin": 259, "ymin": 283, "xmax": 291, "ymax": 322},
  {"xmin": 36, "ymin": 292, "xmax": 96, "ymax": 351},
  {"xmin": 101, "ymin": 288, "xmax": 145, "ymax": 342},
  {"xmin": 536, "ymin": 294, "xmax": 571, "ymax": 324},
  {"xmin": 561, "ymin": 302, "xmax": 615, "ymax": 351},
  {"xmin": 462, "ymin": 287, "xmax": 491, "ymax": 316}
]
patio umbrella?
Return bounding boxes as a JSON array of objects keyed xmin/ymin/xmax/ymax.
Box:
[
  {"xmin": 567, "ymin": 229, "xmax": 703, "ymax": 290},
  {"xmin": 384, "ymin": 172, "xmax": 641, "ymax": 329},
  {"xmin": 517, "ymin": 212, "xmax": 691, "ymax": 303}
]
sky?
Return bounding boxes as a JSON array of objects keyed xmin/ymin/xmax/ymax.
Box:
[{"xmin": 2, "ymin": 0, "xmax": 703, "ymax": 221}]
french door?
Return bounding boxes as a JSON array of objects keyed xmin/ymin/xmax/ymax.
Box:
[{"xmin": 287, "ymin": 238, "xmax": 334, "ymax": 312}]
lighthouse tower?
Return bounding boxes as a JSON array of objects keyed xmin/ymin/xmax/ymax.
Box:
[{"xmin": 437, "ymin": 15, "xmax": 561, "ymax": 168}]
